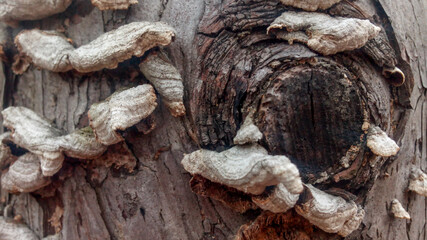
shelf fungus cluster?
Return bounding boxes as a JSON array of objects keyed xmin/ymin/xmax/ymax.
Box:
[
  {"xmin": 2, "ymin": 107, "xmax": 107, "ymax": 176},
  {"xmin": 0, "ymin": 0, "xmax": 72, "ymax": 22},
  {"xmin": 367, "ymin": 126, "xmax": 400, "ymax": 157},
  {"xmin": 182, "ymin": 117, "xmax": 365, "ymax": 237},
  {"xmin": 408, "ymin": 168, "xmax": 427, "ymax": 197},
  {"xmin": 139, "ymin": 51, "xmax": 186, "ymax": 117},
  {"xmin": 267, "ymin": 11, "xmax": 381, "ymax": 55},
  {"xmin": 279, "ymin": 0, "xmax": 341, "ymax": 11},
  {"xmin": 14, "ymin": 21, "xmax": 176, "ymax": 73}
]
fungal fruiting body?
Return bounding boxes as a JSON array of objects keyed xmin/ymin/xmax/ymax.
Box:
[
  {"xmin": 408, "ymin": 168, "xmax": 427, "ymax": 197},
  {"xmin": 252, "ymin": 183, "xmax": 299, "ymax": 213},
  {"xmin": 233, "ymin": 115, "xmax": 263, "ymax": 145},
  {"xmin": 390, "ymin": 199, "xmax": 410, "ymax": 219},
  {"xmin": 139, "ymin": 51, "xmax": 186, "ymax": 117},
  {"xmin": 88, "ymin": 84, "xmax": 158, "ymax": 145},
  {"xmin": 367, "ymin": 126, "xmax": 400, "ymax": 157},
  {"xmin": 267, "ymin": 12, "xmax": 381, "ymax": 55},
  {"xmin": 0, "ymin": 0, "xmax": 72, "ymax": 22},
  {"xmin": 14, "ymin": 21, "xmax": 176, "ymax": 73},
  {"xmin": 0, "ymin": 217, "xmax": 39, "ymax": 240},
  {"xmin": 295, "ymin": 184, "xmax": 364, "ymax": 237},
  {"xmin": 181, "ymin": 143, "xmax": 303, "ymax": 195},
  {"xmin": 91, "ymin": 0, "xmax": 138, "ymax": 10},
  {"xmin": 15, "ymin": 30, "xmax": 74, "ymax": 72},
  {"xmin": 59, "ymin": 126, "xmax": 108, "ymax": 159},
  {"xmin": 1, "ymin": 153, "xmax": 51, "ymax": 193},
  {"xmin": 2, "ymin": 107, "xmax": 65, "ymax": 176},
  {"xmin": 1, "ymin": 107, "xmax": 107, "ymax": 176},
  {"xmin": 279, "ymin": 0, "xmax": 341, "ymax": 11}
]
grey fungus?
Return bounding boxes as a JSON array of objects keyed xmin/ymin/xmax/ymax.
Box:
[
  {"xmin": 88, "ymin": 84, "xmax": 158, "ymax": 145},
  {"xmin": 0, "ymin": 0, "xmax": 72, "ymax": 22},
  {"xmin": 366, "ymin": 126, "xmax": 400, "ymax": 157},
  {"xmin": 14, "ymin": 30, "xmax": 74, "ymax": 72},
  {"xmin": 279, "ymin": 0, "xmax": 342, "ymax": 11},
  {"xmin": 233, "ymin": 114, "xmax": 263, "ymax": 145},
  {"xmin": 0, "ymin": 216, "xmax": 39, "ymax": 240},
  {"xmin": 382, "ymin": 66, "xmax": 406, "ymax": 87},
  {"xmin": 390, "ymin": 199, "xmax": 410, "ymax": 219},
  {"xmin": 14, "ymin": 21, "xmax": 176, "ymax": 73},
  {"xmin": 252, "ymin": 183, "xmax": 299, "ymax": 213},
  {"xmin": 181, "ymin": 143, "xmax": 303, "ymax": 195},
  {"xmin": 408, "ymin": 168, "xmax": 427, "ymax": 197},
  {"xmin": 139, "ymin": 51, "xmax": 186, "ymax": 117},
  {"xmin": 2, "ymin": 106, "xmax": 107, "ymax": 176},
  {"xmin": 1, "ymin": 153, "xmax": 51, "ymax": 193},
  {"xmin": 267, "ymin": 11, "xmax": 381, "ymax": 55},
  {"xmin": 91, "ymin": 0, "xmax": 138, "ymax": 10},
  {"xmin": 295, "ymin": 184, "xmax": 365, "ymax": 237}
]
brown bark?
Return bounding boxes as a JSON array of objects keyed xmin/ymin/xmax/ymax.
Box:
[{"xmin": 0, "ymin": 0, "xmax": 425, "ymax": 239}]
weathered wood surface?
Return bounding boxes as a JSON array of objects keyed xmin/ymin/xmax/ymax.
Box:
[{"xmin": 0, "ymin": 0, "xmax": 425, "ymax": 239}]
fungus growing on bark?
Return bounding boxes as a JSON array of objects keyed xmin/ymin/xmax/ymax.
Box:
[
  {"xmin": 267, "ymin": 11, "xmax": 381, "ymax": 55},
  {"xmin": 0, "ymin": 216, "xmax": 39, "ymax": 240},
  {"xmin": 390, "ymin": 199, "xmax": 410, "ymax": 219},
  {"xmin": 14, "ymin": 21, "xmax": 176, "ymax": 73},
  {"xmin": 252, "ymin": 183, "xmax": 299, "ymax": 213},
  {"xmin": 233, "ymin": 114, "xmax": 263, "ymax": 145},
  {"xmin": 14, "ymin": 30, "xmax": 74, "ymax": 72},
  {"xmin": 91, "ymin": 0, "xmax": 138, "ymax": 10},
  {"xmin": 0, "ymin": 0, "xmax": 72, "ymax": 22},
  {"xmin": 382, "ymin": 66, "xmax": 405, "ymax": 87},
  {"xmin": 295, "ymin": 184, "xmax": 364, "ymax": 237},
  {"xmin": 88, "ymin": 84, "xmax": 158, "ymax": 145},
  {"xmin": 279, "ymin": 0, "xmax": 342, "ymax": 11},
  {"xmin": 1, "ymin": 153, "xmax": 51, "ymax": 193},
  {"xmin": 366, "ymin": 126, "xmax": 400, "ymax": 157},
  {"xmin": 2, "ymin": 107, "xmax": 107, "ymax": 176},
  {"xmin": 139, "ymin": 51, "xmax": 185, "ymax": 117},
  {"xmin": 181, "ymin": 144, "xmax": 303, "ymax": 195},
  {"xmin": 408, "ymin": 168, "xmax": 427, "ymax": 197}
]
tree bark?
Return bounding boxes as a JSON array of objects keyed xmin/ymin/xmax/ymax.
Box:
[{"xmin": 0, "ymin": 0, "xmax": 425, "ymax": 239}]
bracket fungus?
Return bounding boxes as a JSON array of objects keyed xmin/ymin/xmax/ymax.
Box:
[
  {"xmin": 408, "ymin": 168, "xmax": 427, "ymax": 197},
  {"xmin": 233, "ymin": 115, "xmax": 263, "ymax": 145},
  {"xmin": 279, "ymin": 0, "xmax": 342, "ymax": 11},
  {"xmin": 0, "ymin": 0, "xmax": 72, "ymax": 22},
  {"xmin": 295, "ymin": 184, "xmax": 364, "ymax": 237},
  {"xmin": 252, "ymin": 183, "xmax": 299, "ymax": 213},
  {"xmin": 267, "ymin": 11, "xmax": 381, "ymax": 55},
  {"xmin": 2, "ymin": 107, "xmax": 107, "ymax": 176},
  {"xmin": 390, "ymin": 199, "xmax": 410, "ymax": 219},
  {"xmin": 1, "ymin": 153, "xmax": 51, "ymax": 193},
  {"xmin": 181, "ymin": 143, "xmax": 303, "ymax": 195},
  {"xmin": 139, "ymin": 51, "xmax": 186, "ymax": 117},
  {"xmin": 88, "ymin": 84, "xmax": 158, "ymax": 145},
  {"xmin": 367, "ymin": 126, "xmax": 400, "ymax": 157},
  {"xmin": 15, "ymin": 21, "xmax": 176, "ymax": 73},
  {"xmin": 91, "ymin": 0, "xmax": 138, "ymax": 10},
  {"xmin": 0, "ymin": 217, "xmax": 39, "ymax": 240}
]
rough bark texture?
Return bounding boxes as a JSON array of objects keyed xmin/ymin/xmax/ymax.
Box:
[{"xmin": 0, "ymin": 0, "xmax": 425, "ymax": 239}]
